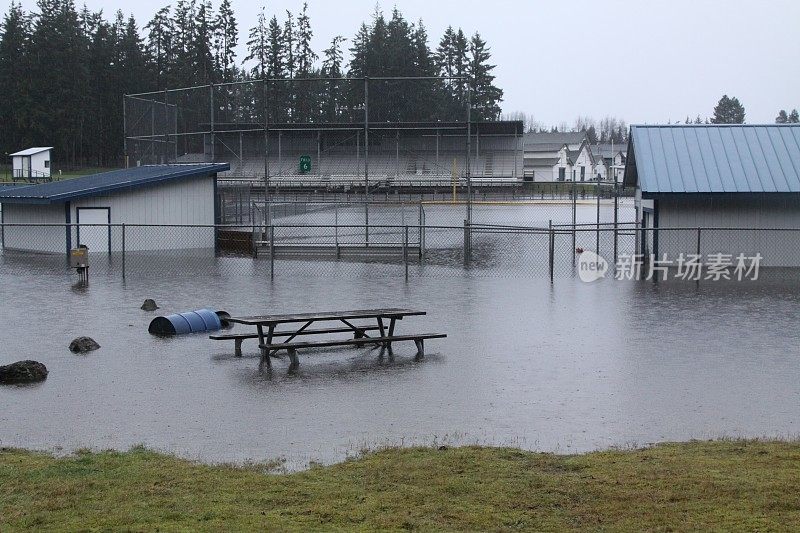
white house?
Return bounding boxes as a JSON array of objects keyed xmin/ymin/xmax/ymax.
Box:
[
  {"xmin": 624, "ymin": 124, "xmax": 800, "ymax": 266},
  {"xmin": 11, "ymin": 147, "xmax": 52, "ymax": 180},
  {"xmin": 523, "ymin": 132, "xmax": 596, "ymax": 181},
  {"xmin": 592, "ymin": 143, "xmax": 627, "ymax": 182},
  {"xmin": 0, "ymin": 163, "xmax": 229, "ymax": 255}
]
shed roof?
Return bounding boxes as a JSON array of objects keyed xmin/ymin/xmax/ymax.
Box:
[
  {"xmin": 624, "ymin": 124, "xmax": 800, "ymax": 194},
  {"xmin": 0, "ymin": 163, "xmax": 229, "ymax": 204},
  {"xmin": 10, "ymin": 147, "xmax": 53, "ymax": 156}
]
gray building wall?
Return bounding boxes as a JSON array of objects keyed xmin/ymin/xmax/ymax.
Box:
[
  {"xmin": 2, "ymin": 176, "xmax": 216, "ymax": 254},
  {"xmin": 653, "ymin": 195, "xmax": 800, "ymax": 267}
]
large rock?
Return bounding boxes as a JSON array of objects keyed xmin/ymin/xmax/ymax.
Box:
[
  {"xmin": 141, "ymin": 299, "xmax": 159, "ymax": 312},
  {"xmin": 69, "ymin": 336, "xmax": 101, "ymax": 354},
  {"xmin": 0, "ymin": 360, "xmax": 48, "ymax": 384}
]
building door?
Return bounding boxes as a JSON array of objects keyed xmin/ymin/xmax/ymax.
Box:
[
  {"xmin": 77, "ymin": 207, "xmax": 111, "ymax": 254},
  {"xmin": 22, "ymin": 156, "xmax": 30, "ymax": 178}
]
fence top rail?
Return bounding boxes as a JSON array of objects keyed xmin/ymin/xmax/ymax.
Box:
[
  {"xmin": 125, "ymin": 76, "xmax": 471, "ymax": 98},
  {"xmin": 3, "ymin": 222, "xmax": 800, "ymax": 232}
]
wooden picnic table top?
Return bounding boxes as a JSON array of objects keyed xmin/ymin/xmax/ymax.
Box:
[{"xmin": 228, "ymin": 308, "xmax": 426, "ymax": 326}]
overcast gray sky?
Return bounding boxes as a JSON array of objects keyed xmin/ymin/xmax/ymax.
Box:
[{"xmin": 18, "ymin": 0, "xmax": 800, "ymax": 126}]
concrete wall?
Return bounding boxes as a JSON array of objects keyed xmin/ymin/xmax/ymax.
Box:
[{"xmin": 653, "ymin": 195, "xmax": 800, "ymax": 267}]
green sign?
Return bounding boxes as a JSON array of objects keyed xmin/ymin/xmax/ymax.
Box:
[{"xmin": 299, "ymin": 155, "xmax": 312, "ymax": 174}]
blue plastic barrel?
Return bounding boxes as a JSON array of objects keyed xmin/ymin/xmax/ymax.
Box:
[{"xmin": 149, "ymin": 309, "xmax": 231, "ymax": 336}]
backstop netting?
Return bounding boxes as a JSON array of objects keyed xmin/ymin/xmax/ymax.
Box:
[{"xmin": 123, "ymin": 77, "xmax": 524, "ymax": 183}]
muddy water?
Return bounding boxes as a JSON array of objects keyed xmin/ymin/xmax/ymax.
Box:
[{"xmin": 0, "ymin": 261, "xmax": 798, "ymax": 469}]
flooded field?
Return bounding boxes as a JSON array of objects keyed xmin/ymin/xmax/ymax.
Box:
[{"xmin": 1, "ymin": 260, "xmax": 799, "ymax": 469}]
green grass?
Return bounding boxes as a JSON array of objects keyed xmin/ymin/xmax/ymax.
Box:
[
  {"xmin": 0, "ymin": 167, "xmax": 116, "ymax": 183},
  {"xmin": 1, "ymin": 441, "xmax": 799, "ymax": 531}
]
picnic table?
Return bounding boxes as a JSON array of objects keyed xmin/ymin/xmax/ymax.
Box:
[{"xmin": 214, "ymin": 308, "xmax": 445, "ymax": 370}]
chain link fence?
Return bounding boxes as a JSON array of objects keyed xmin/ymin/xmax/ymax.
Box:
[{"xmin": 1, "ymin": 223, "xmax": 797, "ymax": 281}]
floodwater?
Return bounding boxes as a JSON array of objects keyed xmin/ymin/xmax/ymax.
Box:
[{"xmin": 1, "ymin": 260, "xmax": 799, "ymax": 469}]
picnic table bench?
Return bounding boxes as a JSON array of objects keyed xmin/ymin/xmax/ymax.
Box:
[{"xmin": 216, "ymin": 308, "xmax": 445, "ymax": 370}]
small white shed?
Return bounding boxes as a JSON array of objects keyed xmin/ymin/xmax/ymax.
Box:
[
  {"xmin": 0, "ymin": 163, "xmax": 230, "ymax": 255},
  {"xmin": 10, "ymin": 147, "xmax": 53, "ymax": 179}
]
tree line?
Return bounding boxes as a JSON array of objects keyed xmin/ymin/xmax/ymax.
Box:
[
  {"xmin": 0, "ymin": 1, "xmax": 503, "ymax": 168},
  {"xmin": 501, "ymin": 112, "xmax": 628, "ymax": 144}
]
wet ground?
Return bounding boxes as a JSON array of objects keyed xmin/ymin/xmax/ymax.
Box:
[{"xmin": 1, "ymin": 261, "xmax": 799, "ymax": 469}]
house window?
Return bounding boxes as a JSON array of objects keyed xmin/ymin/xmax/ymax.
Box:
[
  {"xmin": 580, "ymin": 166, "xmax": 585, "ymax": 181},
  {"xmin": 558, "ymin": 167, "xmax": 566, "ymax": 181},
  {"xmin": 44, "ymin": 160, "xmax": 50, "ymax": 168}
]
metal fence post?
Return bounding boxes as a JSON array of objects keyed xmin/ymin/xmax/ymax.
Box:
[
  {"xmin": 252, "ymin": 224, "xmax": 257, "ymax": 258},
  {"xmin": 596, "ymin": 185, "xmax": 601, "ymax": 255},
  {"xmin": 572, "ymin": 176, "xmax": 577, "ymax": 266},
  {"xmin": 463, "ymin": 219, "xmax": 471, "ymax": 264},
  {"xmin": 121, "ymin": 223, "xmax": 126, "ymax": 280},
  {"xmin": 613, "ymin": 185, "xmax": 619, "ymax": 265},
  {"xmin": 696, "ymin": 227, "xmax": 702, "ymax": 257},
  {"xmin": 364, "ymin": 76, "xmax": 370, "ymax": 247},
  {"xmin": 335, "ymin": 203, "xmax": 340, "ymax": 258},
  {"xmin": 269, "ymin": 225, "xmax": 275, "ymax": 280},
  {"xmin": 549, "ymin": 219, "xmax": 555, "ymax": 282},
  {"xmin": 404, "ymin": 225, "xmax": 409, "ymax": 281}
]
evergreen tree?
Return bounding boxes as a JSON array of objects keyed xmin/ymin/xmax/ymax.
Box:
[
  {"xmin": 0, "ymin": 2, "xmax": 32, "ymax": 153},
  {"xmin": 321, "ymin": 35, "xmax": 345, "ymax": 121},
  {"xmin": 172, "ymin": 0, "xmax": 196, "ymax": 82},
  {"xmin": 145, "ymin": 7, "xmax": 175, "ymax": 88},
  {"xmin": 294, "ymin": 3, "xmax": 316, "ymax": 76},
  {"xmin": 29, "ymin": 0, "xmax": 91, "ymax": 165},
  {"xmin": 586, "ymin": 125, "xmax": 598, "ymax": 144},
  {"xmin": 283, "ymin": 11, "xmax": 295, "ymax": 78},
  {"xmin": 435, "ymin": 26, "xmax": 457, "ymax": 79},
  {"xmin": 711, "ymin": 95, "xmax": 746, "ymax": 124},
  {"xmin": 348, "ymin": 23, "xmax": 370, "ymax": 79},
  {"xmin": 213, "ymin": 0, "xmax": 237, "ymax": 82},
  {"xmin": 789, "ymin": 109, "xmax": 800, "ymax": 123},
  {"xmin": 0, "ymin": 2, "xmax": 511, "ymax": 166},
  {"xmin": 245, "ymin": 7, "xmax": 268, "ymax": 78},
  {"xmin": 265, "ymin": 15, "xmax": 285, "ymax": 122},
  {"xmin": 776, "ymin": 109, "xmax": 788, "ymax": 124},
  {"xmin": 293, "ymin": 2, "xmax": 318, "ymax": 121},
  {"xmin": 410, "ymin": 20, "xmax": 438, "ymax": 120},
  {"xmin": 467, "ymin": 32, "xmax": 502, "ymax": 121},
  {"xmin": 192, "ymin": 0, "xmax": 215, "ymax": 84}
]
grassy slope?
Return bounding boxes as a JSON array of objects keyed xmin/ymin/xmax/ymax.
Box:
[{"xmin": 1, "ymin": 441, "xmax": 799, "ymax": 531}]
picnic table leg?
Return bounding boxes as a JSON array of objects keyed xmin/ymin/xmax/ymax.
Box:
[
  {"xmin": 287, "ymin": 348, "xmax": 300, "ymax": 373},
  {"xmin": 258, "ymin": 324, "xmax": 273, "ymax": 369},
  {"xmin": 377, "ymin": 317, "xmax": 387, "ymax": 356},
  {"xmin": 414, "ymin": 339, "xmax": 425, "ymax": 359},
  {"xmin": 387, "ymin": 318, "xmax": 396, "ymax": 356},
  {"xmin": 234, "ymin": 338, "xmax": 243, "ymax": 357}
]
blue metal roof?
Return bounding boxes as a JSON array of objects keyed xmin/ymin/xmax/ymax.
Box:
[
  {"xmin": 0, "ymin": 164, "xmax": 229, "ymax": 204},
  {"xmin": 624, "ymin": 124, "xmax": 800, "ymax": 194}
]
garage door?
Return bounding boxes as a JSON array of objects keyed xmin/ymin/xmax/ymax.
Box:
[{"xmin": 77, "ymin": 208, "xmax": 110, "ymax": 254}]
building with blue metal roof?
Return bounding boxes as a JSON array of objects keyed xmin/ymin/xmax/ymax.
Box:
[
  {"xmin": 0, "ymin": 163, "xmax": 229, "ymax": 255},
  {"xmin": 624, "ymin": 124, "xmax": 800, "ymax": 265}
]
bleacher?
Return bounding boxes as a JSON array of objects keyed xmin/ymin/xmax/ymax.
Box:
[
  {"xmin": 176, "ymin": 121, "xmax": 524, "ymax": 184},
  {"xmin": 211, "ymin": 150, "xmax": 520, "ymax": 183}
]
